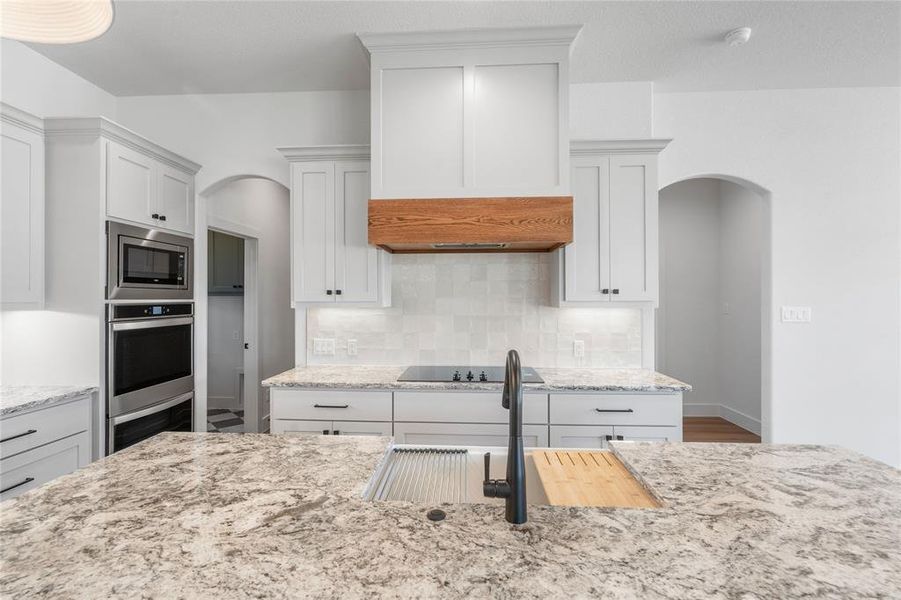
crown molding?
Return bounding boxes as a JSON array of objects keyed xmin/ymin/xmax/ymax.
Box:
[
  {"xmin": 358, "ymin": 25, "xmax": 583, "ymax": 54},
  {"xmin": 570, "ymin": 139, "xmax": 673, "ymax": 156},
  {"xmin": 0, "ymin": 103, "xmax": 44, "ymax": 135},
  {"xmin": 278, "ymin": 144, "xmax": 370, "ymax": 162},
  {"xmin": 43, "ymin": 116, "xmax": 201, "ymax": 174}
]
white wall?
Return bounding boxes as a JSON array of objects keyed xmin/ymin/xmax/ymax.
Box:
[
  {"xmin": 655, "ymin": 86, "xmax": 901, "ymax": 466},
  {"xmin": 206, "ymin": 178, "xmax": 294, "ymax": 419},
  {"xmin": 571, "ymin": 82, "xmax": 653, "ymax": 139},
  {"xmin": 0, "ymin": 40, "xmax": 117, "ymax": 118}
]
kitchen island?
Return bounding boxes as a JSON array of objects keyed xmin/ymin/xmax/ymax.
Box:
[{"xmin": 1, "ymin": 432, "xmax": 899, "ymax": 598}]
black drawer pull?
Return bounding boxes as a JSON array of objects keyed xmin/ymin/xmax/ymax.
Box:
[
  {"xmin": 595, "ymin": 408, "xmax": 634, "ymax": 413},
  {"xmin": 313, "ymin": 404, "xmax": 349, "ymax": 409},
  {"xmin": 1, "ymin": 477, "xmax": 34, "ymax": 494},
  {"xmin": 1, "ymin": 429, "xmax": 37, "ymax": 443}
]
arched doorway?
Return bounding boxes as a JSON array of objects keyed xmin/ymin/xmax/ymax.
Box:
[
  {"xmin": 656, "ymin": 175, "xmax": 772, "ymax": 442},
  {"xmin": 194, "ymin": 175, "xmax": 293, "ymax": 434}
]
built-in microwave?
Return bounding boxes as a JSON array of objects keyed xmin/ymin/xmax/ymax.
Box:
[{"xmin": 107, "ymin": 221, "xmax": 193, "ymax": 300}]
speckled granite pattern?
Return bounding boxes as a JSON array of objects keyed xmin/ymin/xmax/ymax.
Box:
[
  {"xmin": 2, "ymin": 433, "xmax": 899, "ymax": 598},
  {"xmin": 0, "ymin": 385, "xmax": 97, "ymax": 418},
  {"xmin": 263, "ymin": 365, "xmax": 691, "ymax": 392}
]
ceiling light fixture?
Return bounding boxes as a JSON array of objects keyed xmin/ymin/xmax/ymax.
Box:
[
  {"xmin": 724, "ymin": 27, "xmax": 752, "ymax": 47},
  {"xmin": 0, "ymin": 0, "xmax": 114, "ymax": 44}
]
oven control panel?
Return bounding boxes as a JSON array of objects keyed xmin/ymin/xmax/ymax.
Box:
[{"xmin": 110, "ymin": 303, "xmax": 194, "ymax": 321}]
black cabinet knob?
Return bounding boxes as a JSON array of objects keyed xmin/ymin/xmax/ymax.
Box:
[
  {"xmin": 612, "ymin": 289, "xmax": 620, "ymax": 295},
  {"xmin": 322, "ymin": 429, "xmax": 330, "ymax": 435},
  {"xmin": 151, "ymin": 213, "xmax": 160, "ymax": 219},
  {"xmin": 602, "ymin": 288, "xmax": 610, "ymax": 294},
  {"xmin": 326, "ymin": 290, "xmax": 333, "ymax": 295},
  {"xmin": 333, "ymin": 430, "xmax": 340, "ymax": 435},
  {"xmin": 335, "ymin": 289, "xmax": 342, "ymax": 295},
  {"xmin": 159, "ymin": 215, "xmax": 167, "ymax": 221}
]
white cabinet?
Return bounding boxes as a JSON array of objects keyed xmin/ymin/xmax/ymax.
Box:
[
  {"xmin": 279, "ymin": 146, "xmax": 390, "ymax": 306},
  {"xmin": 273, "ymin": 419, "xmax": 391, "ymax": 437},
  {"xmin": 0, "ymin": 394, "xmax": 92, "ymax": 500},
  {"xmin": 394, "ymin": 423, "xmax": 548, "ymax": 448},
  {"xmin": 270, "ymin": 389, "xmax": 393, "ymax": 436},
  {"xmin": 106, "ymin": 139, "xmax": 195, "ymax": 235},
  {"xmin": 1, "ymin": 104, "xmax": 44, "ymax": 307},
  {"xmin": 360, "ymin": 27, "xmax": 580, "ymax": 199},
  {"xmin": 613, "ymin": 426, "xmax": 679, "ymax": 443},
  {"xmin": 554, "ymin": 140, "xmax": 669, "ymax": 305},
  {"xmin": 549, "ymin": 425, "xmax": 614, "ymax": 449},
  {"xmin": 394, "ymin": 391, "xmax": 548, "ymax": 425},
  {"xmin": 208, "ymin": 230, "xmax": 244, "ymax": 295}
]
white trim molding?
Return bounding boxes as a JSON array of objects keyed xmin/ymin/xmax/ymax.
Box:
[
  {"xmin": 683, "ymin": 403, "xmax": 762, "ymax": 436},
  {"xmin": 277, "ymin": 145, "xmax": 370, "ymax": 163},
  {"xmin": 358, "ymin": 25, "xmax": 583, "ymax": 54},
  {"xmin": 570, "ymin": 139, "xmax": 673, "ymax": 156},
  {"xmin": 0, "ymin": 102, "xmax": 43, "ymax": 135}
]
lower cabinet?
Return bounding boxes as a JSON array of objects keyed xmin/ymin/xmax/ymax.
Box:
[
  {"xmin": 549, "ymin": 424, "xmax": 678, "ymax": 448},
  {"xmin": 393, "ymin": 423, "xmax": 549, "ymax": 447},
  {"xmin": 272, "ymin": 419, "xmax": 392, "ymax": 437}
]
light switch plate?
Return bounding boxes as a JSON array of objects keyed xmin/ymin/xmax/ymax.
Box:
[
  {"xmin": 781, "ymin": 306, "xmax": 812, "ymax": 323},
  {"xmin": 573, "ymin": 340, "xmax": 585, "ymax": 358},
  {"xmin": 347, "ymin": 339, "xmax": 358, "ymax": 356},
  {"xmin": 313, "ymin": 338, "xmax": 336, "ymax": 355}
]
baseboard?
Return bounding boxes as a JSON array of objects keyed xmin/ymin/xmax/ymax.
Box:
[
  {"xmin": 719, "ymin": 405, "xmax": 762, "ymax": 436},
  {"xmin": 683, "ymin": 403, "xmax": 721, "ymax": 417}
]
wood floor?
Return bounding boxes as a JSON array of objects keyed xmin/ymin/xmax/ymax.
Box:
[{"xmin": 683, "ymin": 417, "xmax": 761, "ymax": 443}]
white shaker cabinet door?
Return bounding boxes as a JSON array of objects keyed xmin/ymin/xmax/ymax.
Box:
[
  {"xmin": 608, "ymin": 154, "xmax": 657, "ymax": 302},
  {"xmin": 272, "ymin": 419, "xmax": 332, "ymax": 436},
  {"xmin": 565, "ymin": 156, "xmax": 611, "ymax": 302},
  {"xmin": 394, "ymin": 423, "xmax": 548, "ymax": 448},
  {"xmin": 156, "ymin": 163, "xmax": 194, "ymax": 234},
  {"xmin": 1, "ymin": 117, "xmax": 44, "ymax": 306},
  {"xmin": 291, "ymin": 162, "xmax": 335, "ymax": 303},
  {"xmin": 549, "ymin": 425, "xmax": 615, "ymax": 449},
  {"xmin": 106, "ymin": 140, "xmax": 157, "ymax": 226},
  {"xmin": 334, "ymin": 161, "xmax": 378, "ymax": 303},
  {"xmin": 613, "ymin": 426, "xmax": 679, "ymax": 443},
  {"xmin": 332, "ymin": 421, "xmax": 393, "ymax": 437}
]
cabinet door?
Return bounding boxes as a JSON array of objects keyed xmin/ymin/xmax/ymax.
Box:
[
  {"xmin": 613, "ymin": 426, "xmax": 678, "ymax": 443},
  {"xmin": 0, "ymin": 431, "xmax": 90, "ymax": 501},
  {"xmin": 1, "ymin": 119, "xmax": 44, "ymax": 305},
  {"xmin": 291, "ymin": 162, "xmax": 335, "ymax": 303},
  {"xmin": 549, "ymin": 425, "xmax": 614, "ymax": 449},
  {"xmin": 208, "ymin": 230, "xmax": 244, "ymax": 294},
  {"xmin": 394, "ymin": 423, "xmax": 547, "ymax": 448},
  {"xmin": 107, "ymin": 140, "xmax": 156, "ymax": 226},
  {"xmin": 157, "ymin": 163, "xmax": 194, "ymax": 234},
  {"xmin": 271, "ymin": 419, "xmax": 332, "ymax": 436},
  {"xmin": 609, "ymin": 154, "xmax": 657, "ymax": 302},
  {"xmin": 332, "ymin": 421, "xmax": 392, "ymax": 437},
  {"xmin": 564, "ymin": 156, "xmax": 611, "ymax": 302},
  {"xmin": 334, "ymin": 161, "xmax": 378, "ymax": 302}
]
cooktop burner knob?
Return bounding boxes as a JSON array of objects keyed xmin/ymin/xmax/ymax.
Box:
[
  {"xmin": 479, "ymin": 371, "xmax": 487, "ymax": 382},
  {"xmin": 452, "ymin": 371, "xmax": 461, "ymax": 382},
  {"xmin": 466, "ymin": 371, "xmax": 474, "ymax": 381}
]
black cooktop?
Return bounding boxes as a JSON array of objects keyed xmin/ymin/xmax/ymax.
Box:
[{"xmin": 398, "ymin": 365, "xmax": 544, "ymax": 383}]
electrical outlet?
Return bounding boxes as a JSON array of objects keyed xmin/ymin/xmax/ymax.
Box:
[
  {"xmin": 573, "ymin": 340, "xmax": 585, "ymax": 358},
  {"xmin": 313, "ymin": 338, "xmax": 336, "ymax": 355},
  {"xmin": 347, "ymin": 339, "xmax": 358, "ymax": 356},
  {"xmin": 781, "ymin": 306, "xmax": 812, "ymax": 323}
]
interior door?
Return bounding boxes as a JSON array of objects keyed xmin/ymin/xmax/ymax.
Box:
[
  {"xmin": 107, "ymin": 140, "xmax": 156, "ymax": 226},
  {"xmin": 565, "ymin": 156, "xmax": 611, "ymax": 302},
  {"xmin": 157, "ymin": 163, "xmax": 194, "ymax": 234},
  {"xmin": 609, "ymin": 154, "xmax": 656, "ymax": 302},
  {"xmin": 334, "ymin": 161, "xmax": 378, "ymax": 302},
  {"xmin": 291, "ymin": 162, "xmax": 335, "ymax": 303}
]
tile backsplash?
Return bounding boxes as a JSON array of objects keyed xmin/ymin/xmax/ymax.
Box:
[{"xmin": 306, "ymin": 254, "xmax": 643, "ymax": 367}]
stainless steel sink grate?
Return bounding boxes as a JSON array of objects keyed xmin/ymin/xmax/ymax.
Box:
[{"xmin": 370, "ymin": 448, "xmax": 468, "ymax": 503}]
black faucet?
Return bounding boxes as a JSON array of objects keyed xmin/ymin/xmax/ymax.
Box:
[{"xmin": 482, "ymin": 349, "xmax": 528, "ymax": 524}]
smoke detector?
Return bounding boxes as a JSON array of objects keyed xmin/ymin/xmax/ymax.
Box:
[{"xmin": 724, "ymin": 27, "xmax": 752, "ymax": 47}]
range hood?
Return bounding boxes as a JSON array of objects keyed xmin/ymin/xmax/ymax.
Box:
[
  {"xmin": 368, "ymin": 196, "xmax": 572, "ymax": 253},
  {"xmin": 360, "ymin": 26, "xmax": 581, "ymax": 253}
]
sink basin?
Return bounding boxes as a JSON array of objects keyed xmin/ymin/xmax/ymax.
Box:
[{"xmin": 365, "ymin": 445, "xmax": 661, "ymax": 508}]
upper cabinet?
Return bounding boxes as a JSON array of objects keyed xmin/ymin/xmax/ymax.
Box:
[
  {"xmin": 359, "ymin": 26, "xmax": 581, "ymax": 199},
  {"xmin": 1, "ymin": 104, "xmax": 44, "ymax": 307},
  {"xmin": 278, "ymin": 146, "xmax": 390, "ymax": 307},
  {"xmin": 208, "ymin": 230, "xmax": 244, "ymax": 295},
  {"xmin": 45, "ymin": 117, "xmax": 200, "ymax": 236},
  {"xmin": 552, "ymin": 140, "xmax": 670, "ymax": 306}
]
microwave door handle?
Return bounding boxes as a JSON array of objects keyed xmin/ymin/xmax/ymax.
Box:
[
  {"xmin": 111, "ymin": 316, "xmax": 194, "ymax": 331},
  {"xmin": 110, "ymin": 392, "xmax": 194, "ymax": 426}
]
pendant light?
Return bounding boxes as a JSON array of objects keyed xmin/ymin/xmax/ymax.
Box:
[{"xmin": 1, "ymin": 1, "xmax": 114, "ymax": 44}]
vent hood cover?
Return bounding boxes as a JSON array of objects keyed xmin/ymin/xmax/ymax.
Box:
[{"xmin": 368, "ymin": 196, "xmax": 572, "ymax": 253}]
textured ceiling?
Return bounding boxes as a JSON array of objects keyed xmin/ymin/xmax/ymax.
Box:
[{"xmin": 23, "ymin": 0, "xmax": 901, "ymax": 96}]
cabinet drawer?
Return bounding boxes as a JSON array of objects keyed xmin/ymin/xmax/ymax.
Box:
[
  {"xmin": 614, "ymin": 425, "xmax": 679, "ymax": 443},
  {"xmin": 549, "ymin": 393, "xmax": 680, "ymax": 427},
  {"xmin": 272, "ymin": 419, "xmax": 334, "ymax": 436},
  {"xmin": 549, "ymin": 425, "xmax": 614, "ymax": 449},
  {"xmin": 394, "ymin": 392, "xmax": 548, "ymax": 424},
  {"xmin": 0, "ymin": 431, "xmax": 90, "ymax": 501},
  {"xmin": 271, "ymin": 390, "xmax": 392, "ymax": 422},
  {"xmin": 1, "ymin": 396, "xmax": 91, "ymax": 459},
  {"xmin": 394, "ymin": 423, "xmax": 548, "ymax": 448}
]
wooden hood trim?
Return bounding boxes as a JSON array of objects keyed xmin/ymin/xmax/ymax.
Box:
[{"xmin": 368, "ymin": 196, "xmax": 573, "ymax": 253}]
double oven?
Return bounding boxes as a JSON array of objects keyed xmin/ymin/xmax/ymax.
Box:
[{"xmin": 106, "ymin": 222, "xmax": 194, "ymax": 454}]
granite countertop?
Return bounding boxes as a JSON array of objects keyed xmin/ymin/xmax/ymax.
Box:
[
  {"xmin": 263, "ymin": 365, "xmax": 691, "ymax": 392},
  {"xmin": 0, "ymin": 385, "xmax": 98, "ymax": 418},
  {"xmin": 2, "ymin": 433, "xmax": 899, "ymax": 598}
]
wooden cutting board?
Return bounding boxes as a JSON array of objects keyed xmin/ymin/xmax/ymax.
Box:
[{"xmin": 531, "ymin": 450, "xmax": 661, "ymax": 508}]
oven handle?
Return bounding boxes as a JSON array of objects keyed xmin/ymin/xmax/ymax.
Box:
[
  {"xmin": 111, "ymin": 316, "xmax": 194, "ymax": 331},
  {"xmin": 111, "ymin": 391, "xmax": 194, "ymax": 426}
]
